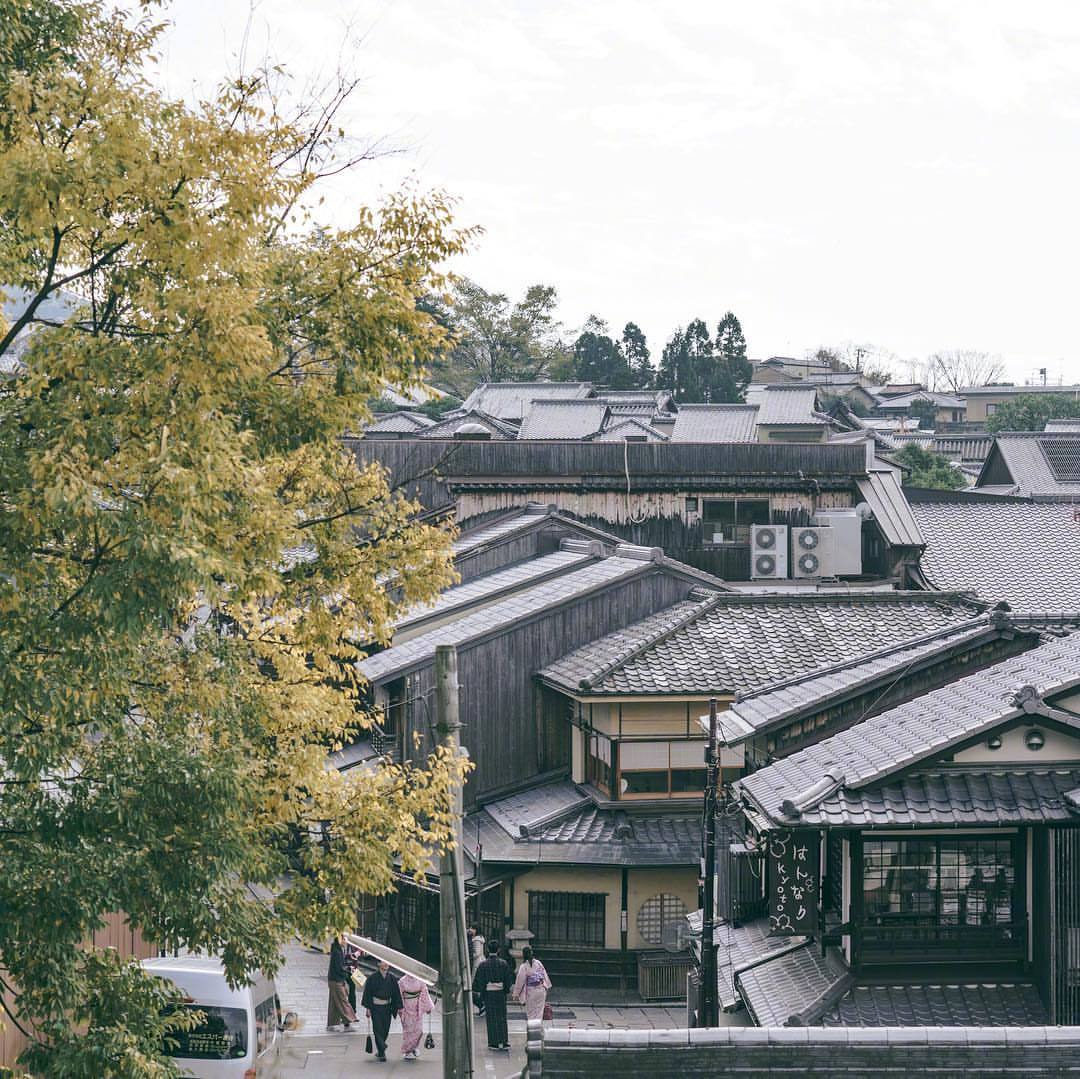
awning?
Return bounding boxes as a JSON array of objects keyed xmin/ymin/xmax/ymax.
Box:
[{"xmin": 344, "ymin": 932, "xmax": 439, "ymax": 987}]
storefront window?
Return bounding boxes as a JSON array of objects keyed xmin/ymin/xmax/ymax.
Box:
[{"xmin": 862, "ymin": 836, "xmax": 1016, "ymax": 928}]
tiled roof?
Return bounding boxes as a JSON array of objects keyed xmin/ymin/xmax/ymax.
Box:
[
  {"xmin": 913, "ymin": 501, "xmax": 1080, "ymax": 609},
  {"xmin": 470, "ymin": 782, "xmax": 700, "ymax": 867},
  {"xmin": 979, "ymin": 432, "xmax": 1080, "ymax": 498},
  {"xmin": 821, "ymin": 982, "xmax": 1048, "ymax": 1027},
  {"xmin": 452, "ymin": 507, "xmax": 545, "ymax": 554},
  {"xmin": 856, "ymin": 469, "xmax": 925, "ymax": 546},
  {"xmin": 359, "ymin": 552, "xmax": 654, "ymax": 683},
  {"xmin": 962, "ymin": 383, "xmax": 1080, "ymax": 396},
  {"xmin": 517, "ymin": 400, "xmax": 609, "ymax": 440},
  {"xmin": 877, "ymin": 390, "xmax": 964, "ymax": 410},
  {"xmin": 748, "ymin": 385, "xmax": 826, "ymax": 426},
  {"xmin": 539, "ymin": 593, "xmax": 979, "ymax": 697},
  {"xmin": 1046, "ymin": 420, "xmax": 1080, "ymax": 432},
  {"xmin": 724, "ymin": 620, "xmax": 993, "ymax": 743},
  {"xmin": 670, "ymin": 405, "xmax": 758, "ymax": 442},
  {"xmin": 686, "ymin": 914, "xmax": 808, "ymax": 1010},
  {"xmin": 799, "ymin": 767, "xmax": 1080, "ymax": 828},
  {"xmin": 594, "ymin": 417, "xmax": 669, "ymax": 442},
  {"xmin": 420, "ymin": 409, "xmax": 518, "ymax": 439},
  {"xmin": 892, "ymin": 433, "xmax": 993, "ymax": 461},
  {"xmin": 394, "ymin": 547, "xmax": 595, "ymax": 631},
  {"xmin": 737, "ymin": 632, "xmax": 1080, "ymax": 824},
  {"xmin": 461, "ymin": 382, "xmax": 593, "ymax": 420},
  {"xmin": 736, "ymin": 944, "xmax": 852, "ymax": 1027},
  {"xmin": 363, "ymin": 411, "xmax": 434, "ymax": 434}
]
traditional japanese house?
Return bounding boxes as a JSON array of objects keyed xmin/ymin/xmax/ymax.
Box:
[
  {"xmin": 691, "ymin": 620, "xmax": 1080, "ymax": 1028},
  {"xmin": 347, "ymin": 438, "xmax": 926, "ymax": 583}
]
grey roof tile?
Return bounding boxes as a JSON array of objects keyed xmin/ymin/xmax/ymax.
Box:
[
  {"xmin": 469, "ymin": 783, "xmax": 700, "ymax": 868},
  {"xmin": 747, "ymin": 385, "xmax": 826, "ymax": 425},
  {"xmin": 539, "ymin": 592, "xmax": 982, "ymax": 697},
  {"xmin": 821, "ymin": 983, "xmax": 1048, "ymax": 1027},
  {"xmin": 727, "ymin": 621, "xmax": 993, "ymax": 741},
  {"xmin": 913, "ymin": 500, "xmax": 1080, "ymax": 610},
  {"xmin": 461, "ymin": 381, "xmax": 593, "ymax": 420},
  {"xmin": 363, "ymin": 411, "xmax": 434, "ymax": 434},
  {"xmin": 981, "ymin": 432, "xmax": 1080, "ymax": 498},
  {"xmin": 359, "ymin": 554, "xmax": 649, "ymax": 683},
  {"xmin": 670, "ymin": 405, "xmax": 758, "ymax": 442},
  {"xmin": 419, "ymin": 408, "xmax": 518, "ymax": 439},
  {"xmin": 517, "ymin": 399, "xmax": 609, "ymax": 439},
  {"xmin": 737, "ymin": 631, "xmax": 1080, "ymax": 823},
  {"xmin": 736, "ymin": 944, "xmax": 850, "ymax": 1027},
  {"xmin": 857, "ymin": 469, "xmax": 925, "ymax": 546},
  {"xmin": 395, "ymin": 548, "xmax": 593, "ymax": 630},
  {"xmin": 594, "ymin": 417, "xmax": 669, "ymax": 442},
  {"xmin": 808, "ymin": 767, "xmax": 1080, "ymax": 828}
]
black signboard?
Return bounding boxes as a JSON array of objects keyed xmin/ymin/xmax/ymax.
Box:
[{"xmin": 767, "ymin": 829, "xmax": 819, "ymax": 936}]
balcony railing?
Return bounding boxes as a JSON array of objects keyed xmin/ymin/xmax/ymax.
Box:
[
  {"xmin": 856, "ymin": 917, "xmax": 1027, "ymax": 965},
  {"xmin": 370, "ymin": 723, "xmax": 400, "ymax": 762}
]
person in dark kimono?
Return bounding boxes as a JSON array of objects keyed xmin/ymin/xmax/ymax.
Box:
[
  {"xmin": 361, "ymin": 960, "xmax": 402, "ymax": 1062},
  {"xmin": 472, "ymin": 939, "xmax": 512, "ymax": 1050}
]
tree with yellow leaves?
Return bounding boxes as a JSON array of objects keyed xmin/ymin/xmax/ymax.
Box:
[{"xmin": 0, "ymin": 2, "xmax": 472, "ymax": 1073}]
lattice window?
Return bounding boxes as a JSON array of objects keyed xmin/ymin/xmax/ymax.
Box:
[
  {"xmin": 528, "ymin": 891, "xmax": 605, "ymax": 948},
  {"xmin": 1040, "ymin": 437, "xmax": 1080, "ymax": 482},
  {"xmin": 636, "ymin": 893, "xmax": 688, "ymax": 946}
]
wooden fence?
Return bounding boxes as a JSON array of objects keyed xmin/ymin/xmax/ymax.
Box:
[{"xmin": 1, "ymin": 914, "xmax": 155, "ymax": 1073}]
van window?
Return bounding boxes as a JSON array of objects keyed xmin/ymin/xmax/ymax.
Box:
[
  {"xmin": 166, "ymin": 1005, "xmax": 248, "ymax": 1060},
  {"xmin": 255, "ymin": 995, "xmax": 278, "ymax": 1054}
]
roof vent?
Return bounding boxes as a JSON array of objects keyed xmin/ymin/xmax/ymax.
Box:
[
  {"xmin": 780, "ymin": 768, "xmax": 845, "ymax": 819},
  {"xmin": 454, "ymin": 422, "xmax": 491, "ymax": 440}
]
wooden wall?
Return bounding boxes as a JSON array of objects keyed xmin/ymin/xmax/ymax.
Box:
[
  {"xmin": 1, "ymin": 915, "xmax": 155, "ymax": 1073},
  {"xmin": 402, "ymin": 567, "xmax": 698, "ymax": 806}
]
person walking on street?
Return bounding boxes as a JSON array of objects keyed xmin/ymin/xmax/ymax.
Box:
[
  {"xmin": 512, "ymin": 946, "xmax": 552, "ymax": 1023},
  {"xmin": 397, "ymin": 972, "xmax": 433, "ymax": 1061},
  {"xmin": 472, "ymin": 939, "xmax": 512, "ymax": 1050},
  {"xmin": 361, "ymin": 960, "xmax": 402, "ymax": 1062},
  {"xmin": 326, "ymin": 934, "xmax": 359, "ymax": 1032},
  {"xmin": 468, "ymin": 926, "xmax": 486, "ymax": 1015},
  {"xmin": 344, "ymin": 938, "xmax": 363, "ymax": 1016}
]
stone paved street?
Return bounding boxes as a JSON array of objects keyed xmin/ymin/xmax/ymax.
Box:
[{"xmin": 269, "ymin": 941, "xmax": 726, "ymax": 1076}]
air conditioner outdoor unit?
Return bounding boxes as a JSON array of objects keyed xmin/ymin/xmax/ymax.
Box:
[
  {"xmin": 751, "ymin": 524, "xmax": 788, "ymax": 579},
  {"xmin": 791, "ymin": 525, "xmax": 832, "ymax": 578},
  {"xmin": 813, "ymin": 509, "xmax": 862, "ymax": 576}
]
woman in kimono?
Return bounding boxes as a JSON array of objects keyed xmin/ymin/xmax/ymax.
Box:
[
  {"xmin": 397, "ymin": 973, "xmax": 433, "ymax": 1061},
  {"xmin": 512, "ymin": 946, "xmax": 552, "ymax": 1022},
  {"xmin": 471, "ymin": 939, "xmax": 512, "ymax": 1050}
]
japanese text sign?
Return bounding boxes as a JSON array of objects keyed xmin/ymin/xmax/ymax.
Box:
[{"xmin": 766, "ymin": 829, "xmax": 819, "ymax": 936}]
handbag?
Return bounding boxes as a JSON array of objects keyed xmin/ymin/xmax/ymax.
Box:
[
  {"xmin": 364, "ymin": 1013, "xmax": 373, "ymax": 1056},
  {"xmin": 542, "ymin": 1002, "xmax": 553, "ymax": 1021}
]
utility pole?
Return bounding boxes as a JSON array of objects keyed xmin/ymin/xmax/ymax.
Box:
[
  {"xmin": 435, "ymin": 645, "xmax": 474, "ymax": 1078},
  {"xmin": 700, "ymin": 698, "xmax": 719, "ymax": 1027}
]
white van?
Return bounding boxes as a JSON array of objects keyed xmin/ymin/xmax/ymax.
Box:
[{"xmin": 142, "ymin": 956, "xmax": 290, "ymax": 1078}]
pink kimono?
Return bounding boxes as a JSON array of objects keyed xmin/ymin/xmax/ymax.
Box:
[
  {"xmin": 513, "ymin": 959, "xmax": 551, "ymax": 1022},
  {"xmin": 397, "ymin": 973, "xmax": 433, "ymax": 1055}
]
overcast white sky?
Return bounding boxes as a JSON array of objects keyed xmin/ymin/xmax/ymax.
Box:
[{"xmin": 155, "ymin": 0, "xmax": 1080, "ymax": 384}]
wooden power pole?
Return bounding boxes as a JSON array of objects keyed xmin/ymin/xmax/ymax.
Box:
[
  {"xmin": 700, "ymin": 697, "xmax": 720, "ymax": 1027},
  {"xmin": 435, "ymin": 645, "xmax": 474, "ymax": 1077}
]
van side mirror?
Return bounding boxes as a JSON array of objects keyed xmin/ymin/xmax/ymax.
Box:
[{"xmin": 279, "ymin": 1011, "xmax": 299, "ymax": 1032}]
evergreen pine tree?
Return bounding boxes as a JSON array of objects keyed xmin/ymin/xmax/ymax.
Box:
[
  {"xmin": 620, "ymin": 322, "xmax": 653, "ymax": 389},
  {"xmin": 712, "ymin": 311, "xmax": 752, "ymax": 402}
]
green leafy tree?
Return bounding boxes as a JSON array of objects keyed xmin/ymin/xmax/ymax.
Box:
[
  {"xmin": 571, "ymin": 316, "xmax": 630, "ymax": 388},
  {"xmin": 985, "ymin": 393, "xmax": 1080, "ymax": 433},
  {"xmin": 447, "ymin": 278, "xmax": 567, "ymax": 384},
  {"xmin": 907, "ymin": 398, "xmax": 939, "ymax": 429},
  {"xmin": 895, "ymin": 444, "xmax": 966, "ymax": 489},
  {"xmin": 660, "ymin": 319, "xmax": 712, "ymax": 402},
  {"xmin": 0, "ymin": 3, "xmax": 471, "ymax": 1074},
  {"xmin": 713, "ymin": 311, "xmax": 752, "ymax": 402},
  {"xmin": 620, "ymin": 322, "xmax": 652, "ymax": 388}
]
